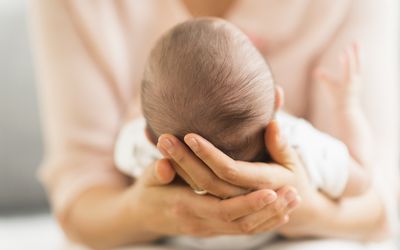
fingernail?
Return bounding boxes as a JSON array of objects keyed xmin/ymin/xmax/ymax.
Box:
[
  {"xmin": 157, "ymin": 144, "xmax": 169, "ymax": 157},
  {"xmin": 285, "ymin": 190, "xmax": 296, "ymax": 203},
  {"xmin": 160, "ymin": 138, "xmax": 174, "ymax": 154},
  {"xmin": 263, "ymin": 192, "xmax": 277, "ymax": 204},
  {"xmin": 186, "ymin": 136, "xmax": 199, "ymax": 152}
]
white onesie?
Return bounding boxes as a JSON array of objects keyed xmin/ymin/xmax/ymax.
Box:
[{"xmin": 114, "ymin": 111, "xmax": 349, "ymax": 250}]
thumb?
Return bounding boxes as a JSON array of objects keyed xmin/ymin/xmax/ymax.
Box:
[
  {"xmin": 265, "ymin": 120, "xmax": 298, "ymax": 171},
  {"xmin": 143, "ymin": 159, "xmax": 176, "ymax": 187}
]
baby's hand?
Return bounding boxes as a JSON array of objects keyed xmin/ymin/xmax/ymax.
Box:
[{"xmin": 314, "ymin": 43, "xmax": 361, "ymax": 106}]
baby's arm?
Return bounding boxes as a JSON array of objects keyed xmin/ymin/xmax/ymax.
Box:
[
  {"xmin": 343, "ymin": 158, "xmax": 370, "ymax": 197},
  {"xmin": 315, "ymin": 44, "xmax": 371, "ymax": 197}
]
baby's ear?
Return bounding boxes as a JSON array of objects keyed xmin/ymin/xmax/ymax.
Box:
[
  {"xmin": 274, "ymin": 85, "xmax": 285, "ymax": 111},
  {"xmin": 145, "ymin": 125, "xmax": 158, "ymax": 145}
]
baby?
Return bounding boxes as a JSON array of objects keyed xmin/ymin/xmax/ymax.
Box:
[{"xmin": 114, "ymin": 18, "xmax": 370, "ymax": 249}]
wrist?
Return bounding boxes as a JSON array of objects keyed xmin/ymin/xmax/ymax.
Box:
[
  {"xmin": 119, "ymin": 185, "xmax": 162, "ymax": 239},
  {"xmin": 277, "ymin": 190, "xmax": 322, "ymax": 238},
  {"xmin": 66, "ymin": 185, "xmax": 148, "ymax": 249},
  {"xmin": 299, "ymin": 190, "xmax": 333, "ymax": 235},
  {"xmin": 333, "ymin": 96, "xmax": 361, "ymax": 114}
]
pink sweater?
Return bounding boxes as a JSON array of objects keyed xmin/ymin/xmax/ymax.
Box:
[{"xmin": 30, "ymin": 0, "xmax": 399, "ymax": 227}]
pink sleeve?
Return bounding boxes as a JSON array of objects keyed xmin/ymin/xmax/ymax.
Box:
[
  {"xmin": 30, "ymin": 0, "xmax": 132, "ymax": 221},
  {"xmin": 310, "ymin": 0, "xmax": 399, "ymax": 234}
]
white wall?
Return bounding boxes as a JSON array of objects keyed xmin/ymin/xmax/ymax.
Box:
[{"xmin": 0, "ymin": 0, "xmax": 47, "ymax": 212}]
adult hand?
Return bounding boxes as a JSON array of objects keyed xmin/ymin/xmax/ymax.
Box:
[
  {"xmin": 124, "ymin": 157, "xmax": 299, "ymax": 237},
  {"xmin": 157, "ymin": 120, "xmax": 312, "ymax": 199}
]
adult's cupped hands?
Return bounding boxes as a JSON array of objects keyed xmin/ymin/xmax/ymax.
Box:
[{"xmin": 150, "ymin": 120, "xmax": 313, "ymax": 236}]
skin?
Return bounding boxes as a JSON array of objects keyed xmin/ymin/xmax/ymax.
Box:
[
  {"xmin": 36, "ymin": 2, "xmax": 302, "ymax": 247},
  {"xmin": 153, "ymin": 45, "xmax": 389, "ymax": 243},
  {"xmin": 64, "ymin": 118, "xmax": 387, "ymax": 249},
  {"xmin": 65, "ymin": 71, "xmax": 387, "ymax": 249},
  {"xmin": 155, "ymin": 86, "xmax": 287, "ymax": 198},
  {"xmin": 63, "ymin": 89, "xmax": 300, "ymax": 249},
  {"xmin": 32, "ymin": 1, "xmax": 395, "ymax": 249},
  {"xmin": 316, "ymin": 44, "xmax": 372, "ymax": 196},
  {"xmin": 65, "ymin": 123, "xmax": 300, "ymax": 249},
  {"xmin": 157, "ymin": 120, "xmax": 388, "ymax": 242}
]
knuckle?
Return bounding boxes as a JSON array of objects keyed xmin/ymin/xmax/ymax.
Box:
[
  {"xmin": 275, "ymin": 212, "xmax": 286, "ymax": 223},
  {"xmin": 219, "ymin": 207, "xmax": 233, "ymax": 222},
  {"xmin": 197, "ymin": 177, "xmax": 215, "ymax": 191},
  {"xmin": 196, "ymin": 147, "xmax": 209, "ymax": 160},
  {"xmin": 280, "ymin": 215, "xmax": 289, "ymax": 225},
  {"xmin": 274, "ymin": 206, "xmax": 290, "ymax": 225},
  {"xmin": 223, "ymin": 166, "xmax": 239, "ymax": 182},
  {"xmin": 253, "ymin": 177, "xmax": 273, "ymax": 190},
  {"xmin": 174, "ymin": 152, "xmax": 186, "ymax": 165},
  {"xmin": 259, "ymin": 180, "xmax": 273, "ymax": 189},
  {"xmin": 239, "ymin": 221, "xmax": 254, "ymax": 234},
  {"xmin": 273, "ymin": 200, "xmax": 285, "ymax": 213},
  {"xmin": 248, "ymin": 198, "xmax": 263, "ymax": 212}
]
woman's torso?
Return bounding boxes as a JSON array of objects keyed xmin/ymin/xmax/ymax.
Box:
[{"xmin": 69, "ymin": 0, "xmax": 349, "ymax": 120}]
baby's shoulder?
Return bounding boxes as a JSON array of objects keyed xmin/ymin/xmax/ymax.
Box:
[
  {"xmin": 276, "ymin": 111, "xmax": 345, "ymax": 152},
  {"xmin": 275, "ymin": 111, "xmax": 313, "ymax": 139},
  {"xmin": 114, "ymin": 117, "xmax": 161, "ymax": 177}
]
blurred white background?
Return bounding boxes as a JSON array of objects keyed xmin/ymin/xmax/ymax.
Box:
[
  {"xmin": 0, "ymin": 1, "xmax": 67, "ymax": 249},
  {"xmin": 0, "ymin": 0, "xmax": 46, "ymax": 213}
]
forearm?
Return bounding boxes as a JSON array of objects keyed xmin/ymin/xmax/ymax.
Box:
[
  {"xmin": 342, "ymin": 157, "xmax": 370, "ymax": 197},
  {"xmin": 305, "ymin": 186, "xmax": 387, "ymax": 241},
  {"xmin": 334, "ymin": 102, "xmax": 372, "ymax": 166},
  {"xmin": 61, "ymin": 185, "xmax": 162, "ymax": 249}
]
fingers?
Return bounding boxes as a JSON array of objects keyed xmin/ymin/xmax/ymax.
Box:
[
  {"xmin": 265, "ymin": 120, "xmax": 299, "ymax": 169},
  {"xmin": 252, "ymin": 214, "xmax": 289, "ymax": 234},
  {"xmin": 184, "ymin": 133, "xmax": 237, "ymax": 178},
  {"xmin": 168, "ymin": 190, "xmax": 242, "ymax": 236},
  {"xmin": 348, "ymin": 43, "xmax": 360, "ymax": 75},
  {"xmin": 341, "ymin": 43, "xmax": 360, "ymax": 82},
  {"xmin": 352, "ymin": 42, "xmax": 361, "ymax": 72},
  {"xmin": 170, "ymin": 187, "xmax": 299, "ymax": 237},
  {"xmin": 169, "ymin": 161, "xmax": 198, "ymax": 188},
  {"xmin": 185, "ymin": 133, "xmax": 293, "ymax": 190},
  {"xmin": 341, "ymin": 43, "xmax": 362, "ymax": 98},
  {"xmin": 314, "ymin": 42, "xmax": 361, "ymax": 94},
  {"xmin": 158, "ymin": 134, "xmax": 247, "ymax": 198},
  {"xmin": 143, "ymin": 159, "xmax": 176, "ymax": 187},
  {"xmin": 234, "ymin": 186, "xmax": 300, "ymax": 234},
  {"xmin": 216, "ymin": 189, "xmax": 278, "ymax": 222}
]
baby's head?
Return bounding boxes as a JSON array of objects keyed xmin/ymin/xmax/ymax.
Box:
[{"xmin": 141, "ymin": 18, "xmax": 280, "ymax": 161}]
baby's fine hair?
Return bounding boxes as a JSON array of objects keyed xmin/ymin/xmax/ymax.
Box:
[{"xmin": 141, "ymin": 18, "xmax": 275, "ymax": 160}]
